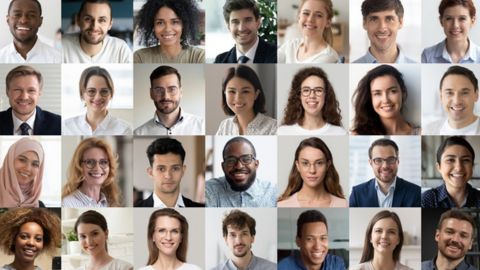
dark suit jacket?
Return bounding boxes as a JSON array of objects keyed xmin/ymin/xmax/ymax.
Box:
[
  {"xmin": 349, "ymin": 177, "xmax": 421, "ymax": 207},
  {"xmin": 214, "ymin": 37, "xmax": 277, "ymax": 63},
  {"xmin": 0, "ymin": 106, "xmax": 61, "ymax": 135},
  {"xmin": 134, "ymin": 194, "xmax": 205, "ymax": 207}
]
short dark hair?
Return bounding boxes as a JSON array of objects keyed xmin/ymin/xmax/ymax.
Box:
[
  {"xmin": 146, "ymin": 137, "xmax": 186, "ymax": 166},
  {"xmin": 437, "ymin": 209, "xmax": 475, "ymax": 237},
  {"xmin": 436, "ymin": 136, "xmax": 475, "ymax": 164},
  {"xmin": 223, "ymin": 0, "xmax": 260, "ymax": 23},
  {"xmin": 296, "ymin": 210, "xmax": 328, "ymax": 238},
  {"xmin": 361, "ymin": 0, "xmax": 404, "ymax": 19},
  {"xmin": 8, "ymin": 0, "xmax": 42, "ymax": 15},
  {"xmin": 222, "ymin": 137, "xmax": 256, "ymax": 159},
  {"xmin": 222, "ymin": 210, "xmax": 256, "ymax": 237},
  {"xmin": 368, "ymin": 138, "xmax": 399, "ymax": 159},
  {"xmin": 439, "ymin": 0, "xmax": 476, "ymax": 18},
  {"xmin": 149, "ymin": 65, "xmax": 182, "ymax": 88},
  {"xmin": 439, "ymin": 65, "xmax": 479, "ymax": 92},
  {"xmin": 78, "ymin": 0, "xmax": 112, "ymax": 20}
]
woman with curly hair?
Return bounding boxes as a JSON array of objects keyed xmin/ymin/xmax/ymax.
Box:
[
  {"xmin": 0, "ymin": 208, "xmax": 61, "ymax": 270},
  {"xmin": 278, "ymin": 137, "xmax": 347, "ymax": 207},
  {"xmin": 139, "ymin": 209, "xmax": 201, "ymax": 270},
  {"xmin": 351, "ymin": 65, "xmax": 420, "ymax": 135},
  {"xmin": 0, "ymin": 138, "xmax": 45, "ymax": 207},
  {"xmin": 62, "ymin": 137, "xmax": 122, "ymax": 207},
  {"xmin": 278, "ymin": 67, "xmax": 346, "ymax": 135},
  {"xmin": 134, "ymin": 0, "xmax": 204, "ymax": 63}
]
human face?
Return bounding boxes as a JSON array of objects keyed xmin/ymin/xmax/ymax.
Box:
[
  {"xmin": 150, "ymin": 74, "xmax": 182, "ymax": 115},
  {"xmin": 224, "ymin": 225, "xmax": 254, "ymax": 258},
  {"xmin": 363, "ymin": 10, "xmax": 403, "ymax": 53},
  {"xmin": 154, "ymin": 7, "xmax": 182, "ymax": 47},
  {"xmin": 153, "ymin": 216, "xmax": 182, "ymax": 257},
  {"xmin": 77, "ymin": 3, "xmax": 112, "ymax": 45},
  {"xmin": 77, "ymin": 223, "xmax": 108, "ymax": 256},
  {"xmin": 296, "ymin": 146, "xmax": 329, "ymax": 190},
  {"xmin": 148, "ymin": 153, "xmax": 185, "ymax": 195},
  {"xmin": 225, "ymin": 77, "xmax": 259, "ymax": 116},
  {"xmin": 369, "ymin": 145, "xmax": 399, "ymax": 184},
  {"xmin": 14, "ymin": 151, "xmax": 40, "ymax": 185},
  {"xmin": 370, "ymin": 75, "xmax": 403, "ymax": 120},
  {"xmin": 298, "ymin": 0, "xmax": 330, "ymax": 39},
  {"xmin": 6, "ymin": 0, "xmax": 43, "ymax": 45},
  {"xmin": 370, "ymin": 218, "xmax": 400, "ymax": 256},
  {"xmin": 222, "ymin": 141, "xmax": 259, "ymax": 192},
  {"xmin": 440, "ymin": 74, "xmax": 478, "ymax": 125},
  {"xmin": 296, "ymin": 222, "xmax": 329, "ymax": 269},
  {"xmin": 14, "ymin": 222, "xmax": 43, "ymax": 263},
  {"xmin": 227, "ymin": 9, "xmax": 260, "ymax": 49},
  {"xmin": 300, "ymin": 75, "xmax": 326, "ymax": 118},
  {"xmin": 83, "ymin": 75, "xmax": 112, "ymax": 114},
  {"xmin": 7, "ymin": 75, "xmax": 41, "ymax": 121},
  {"xmin": 437, "ymin": 145, "xmax": 473, "ymax": 190},
  {"xmin": 81, "ymin": 147, "xmax": 109, "ymax": 188},
  {"xmin": 436, "ymin": 218, "xmax": 473, "ymax": 261},
  {"xmin": 440, "ymin": 5, "xmax": 475, "ymax": 42}
]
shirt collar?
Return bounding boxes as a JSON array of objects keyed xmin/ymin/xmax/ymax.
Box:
[
  {"xmin": 223, "ymin": 176, "xmax": 262, "ymax": 197},
  {"xmin": 12, "ymin": 108, "xmax": 36, "ymax": 135},
  {"xmin": 364, "ymin": 45, "xmax": 406, "ymax": 63},
  {"xmin": 374, "ymin": 176, "xmax": 397, "ymax": 193},
  {"xmin": 154, "ymin": 108, "xmax": 184, "ymax": 127},
  {"xmin": 236, "ymin": 36, "xmax": 259, "ymax": 63},
  {"xmin": 232, "ymin": 113, "xmax": 264, "ymax": 129},
  {"xmin": 437, "ymin": 183, "xmax": 473, "ymax": 207},
  {"xmin": 153, "ymin": 192, "xmax": 185, "ymax": 208},
  {"xmin": 81, "ymin": 111, "xmax": 112, "ymax": 130},
  {"xmin": 226, "ymin": 252, "xmax": 256, "ymax": 269},
  {"xmin": 439, "ymin": 38, "xmax": 477, "ymax": 62},
  {"xmin": 74, "ymin": 189, "xmax": 108, "ymax": 205}
]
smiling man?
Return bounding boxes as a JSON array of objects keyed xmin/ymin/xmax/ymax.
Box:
[
  {"xmin": 214, "ymin": 0, "xmax": 276, "ymax": 63},
  {"xmin": 349, "ymin": 138, "xmax": 421, "ymax": 207},
  {"xmin": 353, "ymin": 0, "xmax": 415, "ymax": 63},
  {"xmin": 422, "ymin": 210, "xmax": 477, "ymax": 270},
  {"xmin": 0, "ymin": 65, "xmax": 60, "ymax": 135},
  {"xmin": 205, "ymin": 137, "xmax": 277, "ymax": 207},
  {"xmin": 62, "ymin": 0, "xmax": 132, "ymax": 63},
  {"xmin": 0, "ymin": 0, "xmax": 61, "ymax": 63}
]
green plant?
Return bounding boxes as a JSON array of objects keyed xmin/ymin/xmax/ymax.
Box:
[
  {"xmin": 66, "ymin": 230, "xmax": 78, "ymax": 242},
  {"xmin": 257, "ymin": 0, "xmax": 277, "ymax": 44}
]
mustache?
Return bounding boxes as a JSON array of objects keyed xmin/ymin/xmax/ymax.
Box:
[
  {"xmin": 447, "ymin": 240, "xmax": 463, "ymax": 249},
  {"xmin": 234, "ymin": 244, "xmax": 246, "ymax": 248},
  {"xmin": 159, "ymin": 99, "xmax": 174, "ymax": 103},
  {"xmin": 230, "ymin": 168, "xmax": 250, "ymax": 174}
]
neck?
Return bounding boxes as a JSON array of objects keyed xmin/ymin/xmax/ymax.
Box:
[
  {"xmin": 445, "ymin": 184, "xmax": 467, "ymax": 207},
  {"xmin": 301, "ymin": 113, "xmax": 325, "ymax": 130},
  {"xmin": 13, "ymin": 109, "xmax": 35, "ymax": 122},
  {"xmin": 13, "ymin": 36, "xmax": 37, "ymax": 59},
  {"xmin": 156, "ymin": 108, "xmax": 181, "ymax": 128},
  {"xmin": 381, "ymin": 116, "xmax": 411, "ymax": 135},
  {"xmin": 79, "ymin": 183, "xmax": 102, "ymax": 202},
  {"xmin": 446, "ymin": 38, "xmax": 469, "ymax": 63},
  {"xmin": 376, "ymin": 178, "xmax": 394, "ymax": 195},
  {"xmin": 89, "ymin": 251, "xmax": 112, "ymax": 269},
  {"xmin": 236, "ymin": 111, "xmax": 256, "ymax": 135},
  {"xmin": 154, "ymin": 253, "xmax": 181, "ymax": 270},
  {"xmin": 231, "ymin": 251, "xmax": 253, "ymax": 270},
  {"xmin": 372, "ymin": 253, "xmax": 396, "ymax": 270},
  {"xmin": 86, "ymin": 110, "xmax": 108, "ymax": 131},
  {"xmin": 10, "ymin": 258, "xmax": 35, "ymax": 270},
  {"xmin": 448, "ymin": 115, "xmax": 477, "ymax": 129},
  {"xmin": 298, "ymin": 184, "xmax": 328, "ymax": 199},
  {"xmin": 302, "ymin": 36, "xmax": 327, "ymax": 52},
  {"xmin": 237, "ymin": 36, "xmax": 257, "ymax": 54},
  {"xmin": 160, "ymin": 44, "xmax": 183, "ymax": 58},
  {"xmin": 155, "ymin": 188, "xmax": 180, "ymax": 207},
  {"xmin": 435, "ymin": 253, "xmax": 464, "ymax": 270},
  {"xmin": 79, "ymin": 35, "xmax": 103, "ymax": 57},
  {"xmin": 369, "ymin": 45, "xmax": 399, "ymax": 63}
]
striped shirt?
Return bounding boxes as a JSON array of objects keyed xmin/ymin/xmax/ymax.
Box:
[{"xmin": 62, "ymin": 189, "xmax": 109, "ymax": 207}]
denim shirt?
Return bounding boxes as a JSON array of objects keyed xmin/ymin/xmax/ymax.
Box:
[{"xmin": 422, "ymin": 39, "xmax": 480, "ymax": 63}]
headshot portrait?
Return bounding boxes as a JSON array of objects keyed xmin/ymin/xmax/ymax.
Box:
[
  {"xmin": 349, "ymin": 208, "xmax": 421, "ymax": 270},
  {"xmin": 0, "ymin": 0, "xmax": 62, "ymax": 63},
  {"xmin": 350, "ymin": 0, "xmax": 421, "ymax": 63},
  {"xmin": 133, "ymin": 0, "xmax": 205, "ymax": 63},
  {"xmin": 61, "ymin": 64, "xmax": 133, "ymax": 136}
]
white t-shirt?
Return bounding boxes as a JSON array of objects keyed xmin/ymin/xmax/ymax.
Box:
[
  {"xmin": 277, "ymin": 38, "xmax": 339, "ymax": 63},
  {"xmin": 63, "ymin": 113, "xmax": 132, "ymax": 135},
  {"xmin": 424, "ymin": 118, "xmax": 480, "ymax": 135},
  {"xmin": 0, "ymin": 38, "xmax": 61, "ymax": 63},
  {"xmin": 138, "ymin": 263, "xmax": 201, "ymax": 270},
  {"xmin": 76, "ymin": 258, "xmax": 133, "ymax": 270},
  {"xmin": 277, "ymin": 123, "xmax": 347, "ymax": 135},
  {"xmin": 63, "ymin": 33, "xmax": 132, "ymax": 63}
]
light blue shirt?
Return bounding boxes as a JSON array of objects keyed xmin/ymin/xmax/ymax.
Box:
[
  {"xmin": 353, "ymin": 46, "xmax": 416, "ymax": 63},
  {"xmin": 422, "ymin": 39, "xmax": 480, "ymax": 63},
  {"xmin": 205, "ymin": 176, "xmax": 277, "ymax": 207},
  {"xmin": 374, "ymin": 177, "xmax": 397, "ymax": 207}
]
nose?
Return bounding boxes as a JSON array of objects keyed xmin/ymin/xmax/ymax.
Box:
[
  {"xmin": 308, "ymin": 163, "xmax": 317, "ymax": 173},
  {"xmin": 378, "ymin": 18, "xmax": 388, "ymax": 29},
  {"xmin": 164, "ymin": 169, "xmax": 172, "ymax": 179},
  {"xmin": 19, "ymin": 90, "xmax": 29, "ymax": 99},
  {"xmin": 18, "ymin": 13, "xmax": 29, "ymax": 23},
  {"xmin": 25, "ymin": 236, "xmax": 34, "ymax": 246},
  {"xmin": 234, "ymin": 159, "xmax": 245, "ymax": 169}
]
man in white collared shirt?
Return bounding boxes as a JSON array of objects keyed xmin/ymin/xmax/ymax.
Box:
[{"xmin": 0, "ymin": 0, "xmax": 61, "ymax": 63}]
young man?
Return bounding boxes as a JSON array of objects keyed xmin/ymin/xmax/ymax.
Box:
[
  {"xmin": 0, "ymin": 0, "xmax": 61, "ymax": 63},
  {"xmin": 214, "ymin": 0, "xmax": 276, "ymax": 63},
  {"xmin": 62, "ymin": 0, "xmax": 132, "ymax": 63},
  {"xmin": 278, "ymin": 210, "xmax": 345, "ymax": 270},
  {"xmin": 353, "ymin": 0, "xmax": 415, "ymax": 63},
  {"xmin": 134, "ymin": 137, "xmax": 204, "ymax": 207},
  {"xmin": 0, "ymin": 65, "xmax": 60, "ymax": 135},
  {"xmin": 349, "ymin": 138, "xmax": 421, "ymax": 207},
  {"xmin": 134, "ymin": 65, "xmax": 204, "ymax": 135},
  {"xmin": 211, "ymin": 210, "xmax": 276, "ymax": 270}
]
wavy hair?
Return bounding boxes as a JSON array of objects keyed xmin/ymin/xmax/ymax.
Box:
[{"xmin": 298, "ymin": 0, "xmax": 334, "ymax": 45}]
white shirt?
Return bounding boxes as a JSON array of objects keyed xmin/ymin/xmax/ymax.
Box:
[
  {"xmin": 138, "ymin": 264, "xmax": 201, "ymax": 270},
  {"xmin": 75, "ymin": 258, "xmax": 133, "ymax": 270},
  {"xmin": 235, "ymin": 36, "xmax": 259, "ymax": 63},
  {"xmin": 277, "ymin": 123, "xmax": 347, "ymax": 135},
  {"xmin": 63, "ymin": 33, "xmax": 132, "ymax": 63},
  {"xmin": 63, "ymin": 113, "xmax": 132, "ymax": 135},
  {"xmin": 13, "ymin": 109, "xmax": 36, "ymax": 135},
  {"xmin": 0, "ymin": 38, "xmax": 61, "ymax": 63},
  {"xmin": 134, "ymin": 110, "xmax": 204, "ymax": 135},
  {"xmin": 62, "ymin": 190, "xmax": 108, "ymax": 207},
  {"xmin": 216, "ymin": 113, "xmax": 277, "ymax": 135},
  {"xmin": 153, "ymin": 192, "xmax": 185, "ymax": 208},
  {"xmin": 277, "ymin": 38, "xmax": 339, "ymax": 63},
  {"xmin": 424, "ymin": 118, "xmax": 480, "ymax": 135}
]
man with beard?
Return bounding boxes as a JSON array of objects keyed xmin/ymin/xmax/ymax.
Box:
[
  {"xmin": 214, "ymin": 0, "xmax": 276, "ymax": 63},
  {"xmin": 134, "ymin": 137, "xmax": 204, "ymax": 207},
  {"xmin": 134, "ymin": 65, "xmax": 204, "ymax": 135},
  {"xmin": 349, "ymin": 138, "xmax": 421, "ymax": 207},
  {"xmin": 62, "ymin": 0, "xmax": 132, "ymax": 63},
  {"xmin": 205, "ymin": 137, "xmax": 277, "ymax": 207},
  {"xmin": 0, "ymin": 0, "xmax": 61, "ymax": 63},
  {"xmin": 353, "ymin": 0, "xmax": 415, "ymax": 63},
  {"xmin": 422, "ymin": 209, "xmax": 477, "ymax": 270},
  {"xmin": 0, "ymin": 65, "xmax": 61, "ymax": 135}
]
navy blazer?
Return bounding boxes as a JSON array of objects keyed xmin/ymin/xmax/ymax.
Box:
[
  {"xmin": 134, "ymin": 194, "xmax": 205, "ymax": 207},
  {"xmin": 0, "ymin": 106, "xmax": 61, "ymax": 135},
  {"xmin": 349, "ymin": 177, "xmax": 421, "ymax": 207},
  {"xmin": 214, "ymin": 37, "xmax": 277, "ymax": 63}
]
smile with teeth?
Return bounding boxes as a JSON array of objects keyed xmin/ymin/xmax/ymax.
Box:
[
  {"xmin": 161, "ymin": 33, "xmax": 176, "ymax": 40},
  {"xmin": 311, "ymin": 251, "xmax": 324, "ymax": 258},
  {"xmin": 23, "ymin": 247, "xmax": 37, "ymax": 257},
  {"xmin": 450, "ymin": 105, "xmax": 465, "ymax": 111},
  {"xmin": 375, "ymin": 32, "xmax": 390, "ymax": 39},
  {"xmin": 303, "ymin": 24, "xmax": 317, "ymax": 30},
  {"xmin": 88, "ymin": 172, "xmax": 105, "ymax": 178},
  {"xmin": 16, "ymin": 26, "xmax": 31, "ymax": 31}
]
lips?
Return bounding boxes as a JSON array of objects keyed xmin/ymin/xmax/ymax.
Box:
[
  {"xmin": 16, "ymin": 26, "xmax": 32, "ymax": 31},
  {"xmin": 375, "ymin": 31, "xmax": 391, "ymax": 41},
  {"xmin": 229, "ymin": 169, "xmax": 250, "ymax": 182},
  {"xmin": 22, "ymin": 247, "xmax": 38, "ymax": 258},
  {"xmin": 303, "ymin": 24, "xmax": 317, "ymax": 30},
  {"xmin": 310, "ymin": 250, "xmax": 325, "ymax": 260},
  {"xmin": 160, "ymin": 33, "xmax": 177, "ymax": 41},
  {"xmin": 88, "ymin": 172, "xmax": 106, "ymax": 178}
]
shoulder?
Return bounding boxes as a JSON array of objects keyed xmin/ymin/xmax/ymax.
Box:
[
  {"xmin": 254, "ymin": 256, "xmax": 277, "ymax": 268},
  {"xmin": 397, "ymin": 178, "xmax": 421, "ymax": 189},
  {"xmin": 330, "ymin": 195, "xmax": 348, "ymax": 207},
  {"xmin": 179, "ymin": 263, "xmax": 202, "ymax": 270},
  {"xmin": 134, "ymin": 119, "xmax": 155, "ymax": 135},
  {"xmin": 277, "ymin": 194, "xmax": 297, "ymax": 207},
  {"xmin": 184, "ymin": 46, "xmax": 205, "ymax": 63},
  {"xmin": 133, "ymin": 46, "xmax": 156, "ymax": 62},
  {"xmin": 422, "ymin": 41, "xmax": 444, "ymax": 62},
  {"xmin": 206, "ymin": 177, "xmax": 225, "ymax": 191},
  {"xmin": 396, "ymin": 262, "xmax": 414, "ymax": 270},
  {"xmin": 423, "ymin": 119, "xmax": 445, "ymax": 135},
  {"xmin": 353, "ymin": 179, "xmax": 374, "ymax": 191},
  {"xmin": 110, "ymin": 258, "xmax": 133, "ymax": 269},
  {"xmin": 105, "ymin": 35, "xmax": 129, "ymax": 47},
  {"xmin": 37, "ymin": 107, "xmax": 61, "ymax": 120},
  {"xmin": 182, "ymin": 196, "xmax": 205, "ymax": 207},
  {"xmin": 216, "ymin": 117, "xmax": 234, "ymax": 135},
  {"xmin": 214, "ymin": 48, "xmax": 234, "ymax": 63},
  {"xmin": 137, "ymin": 266, "xmax": 153, "ymax": 270},
  {"xmin": 182, "ymin": 112, "xmax": 204, "ymax": 123},
  {"xmin": 324, "ymin": 124, "xmax": 348, "ymax": 135}
]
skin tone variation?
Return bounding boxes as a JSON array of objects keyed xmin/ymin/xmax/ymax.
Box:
[
  {"xmin": 224, "ymin": 76, "xmax": 259, "ymax": 134},
  {"xmin": 77, "ymin": 223, "xmax": 115, "ymax": 269},
  {"xmin": 227, "ymin": 9, "xmax": 260, "ymax": 54},
  {"xmin": 14, "ymin": 151, "xmax": 40, "ymax": 186},
  {"xmin": 150, "ymin": 74, "xmax": 183, "ymax": 128},
  {"xmin": 296, "ymin": 222, "xmax": 329, "ymax": 270},
  {"xmin": 363, "ymin": 10, "xmax": 403, "ymax": 63},
  {"xmin": 79, "ymin": 147, "xmax": 110, "ymax": 202},
  {"xmin": 370, "ymin": 218, "xmax": 400, "ymax": 270},
  {"xmin": 369, "ymin": 145, "xmax": 399, "ymax": 195},
  {"xmin": 83, "ymin": 75, "xmax": 112, "ymax": 131},
  {"xmin": 7, "ymin": 74, "xmax": 41, "ymax": 122},
  {"xmin": 77, "ymin": 2, "xmax": 112, "ymax": 57},
  {"xmin": 440, "ymin": 5, "xmax": 476, "ymax": 63},
  {"xmin": 12, "ymin": 222, "xmax": 44, "ymax": 270},
  {"xmin": 435, "ymin": 218, "xmax": 473, "ymax": 269},
  {"xmin": 224, "ymin": 225, "xmax": 255, "ymax": 269},
  {"xmin": 300, "ymin": 75, "xmax": 326, "ymax": 130},
  {"xmin": 297, "ymin": 0, "xmax": 331, "ymax": 61},
  {"xmin": 147, "ymin": 153, "xmax": 186, "ymax": 207},
  {"xmin": 222, "ymin": 141, "xmax": 259, "ymax": 192},
  {"xmin": 152, "ymin": 216, "xmax": 183, "ymax": 270},
  {"xmin": 154, "ymin": 7, "xmax": 183, "ymax": 58}
]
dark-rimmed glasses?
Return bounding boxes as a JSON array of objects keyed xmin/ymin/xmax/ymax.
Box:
[
  {"xmin": 223, "ymin": 154, "xmax": 256, "ymax": 167},
  {"xmin": 371, "ymin": 157, "xmax": 397, "ymax": 166}
]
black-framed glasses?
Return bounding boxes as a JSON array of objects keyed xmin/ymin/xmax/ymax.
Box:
[
  {"xmin": 85, "ymin": 88, "xmax": 111, "ymax": 97},
  {"xmin": 151, "ymin": 86, "xmax": 179, "ymax": 96},
  {"xmin": 223, "ymin": 154, "xmax": 256, "ymax": 166},
  {"xmin": 82, "ymin": 159, "xmax": 109, "ymax": 169},
  {"xmin": 300, "ymin": 87, "xmax": 324, "ymax": 97},
  {"xmin": 371, "ymin": 157, "xmax": 398, "ymax": 166}
]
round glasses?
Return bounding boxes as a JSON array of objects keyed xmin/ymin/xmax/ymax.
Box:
[
  {"xmin": 300, "ymin": 87, "xmax": 324, "ymax": 97},
  {"xmin": 82, "ymin": 159, "xmax": 109, "ymax": 169},
  {"xmin": 223, "ymin": 154, "xmax": 256, "ymax": 167},
  {"xmin": 85, "ymin": 88, "xmax": 111, "ymax": 97}
]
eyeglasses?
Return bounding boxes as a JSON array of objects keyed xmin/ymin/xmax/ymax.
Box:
[
  {"xmin": 223, "ymin": 154, "xmax": 256, "ymax": 167},
  {"xmin": 300, "ymin": 87, "xmax": 324, "ymax": 97},
  {"xmin": 298, "ymin": 160, "xmax": 327, "ymax": 170},
  {"xmin": 371, "ymin": 157, "xmax": 398, "ymax": 166},
  {"xmin": 82, "ymin": 159, "xmax": 109, "ymax": 169},
  {"xmin": 151, "ymin": 86, "xmax": 178, "ymax": 96},
  {"xmin": 84, "ymin": 88, "xmax": 111, "ymax": 97}
]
